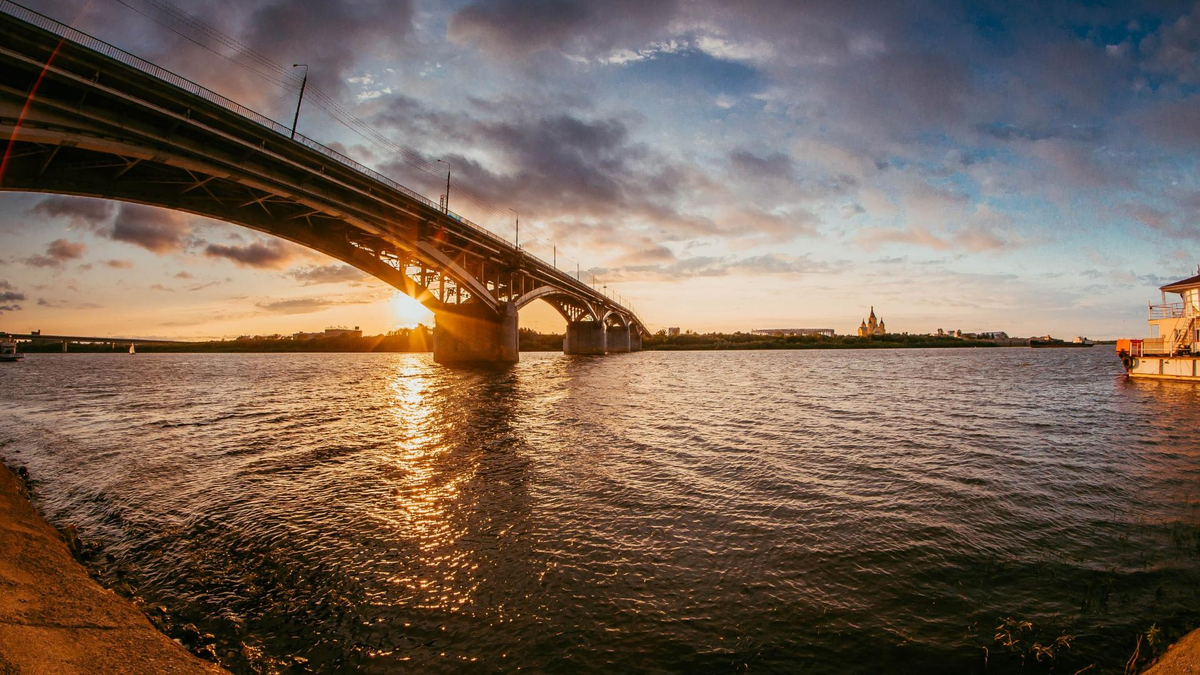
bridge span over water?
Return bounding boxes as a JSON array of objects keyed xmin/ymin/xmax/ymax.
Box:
[{"xmin": 0, "ymin": 2, "xmax": 647, "ymax": 364}]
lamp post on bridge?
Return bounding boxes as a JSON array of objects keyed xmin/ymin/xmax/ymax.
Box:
[
  {"xmin": 437, "ymin": 159, "xmax": 451, "ymax": 213},
  {"xmin": 290, "ymin": 64, "xmax": 308, "ymax": 140},
  {"xmin": 509, "ymin": 208, "xmax": 519, "ymax": 249}
]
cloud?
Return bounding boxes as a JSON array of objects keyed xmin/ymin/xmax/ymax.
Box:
[
  {"xmin": 104, "ymin": 259, "xmax": 134, "ymax": 269},
  {"xmin": 594, "ymin": 252, "xmax": 845, "ymax": 281},
  {"xmin": 241, "ymin": 0, "xmax": 415, "ymax": 95},
  {"xmin": 857, "ymin": 222, "xmax": 1018, "ymax": 254},
  {"xmin": 108, "ymin": 204, "xmax": 190, "ymax": 253},
  {"xmin": 174, "ymin": 271, "xmax": 194, "ymax": 279},
  {"xmin": 287, "ymin": 264, "xmax": 367, "ymax": 285},
  {"xmin": 203, "ymin": 239, "xmax": 297, "ymax": 269},
  {"xmin": 728, "ymin": 149, "xmax": 794, "ymax": 181},
  {"xmin": 447, "ymin": 0, "xmax": 678, "ymax": 59},
  {"xmin": 255, "ymin": 295, "xmax": 374, "ymax": 315},
  {"xmin": 0, "ymin": 281, "xmax": 25, "ymax": 313},
  {"xmin": 186, "ymin": 278, "xmax": 231, "ymax": 292},
  {"xmin": 29, "ymin": 196, "xmax": 116, "ymax": 228},
  {"xmin": 23, "ymin": 239, "xmax": 87, "ymax": 268}
]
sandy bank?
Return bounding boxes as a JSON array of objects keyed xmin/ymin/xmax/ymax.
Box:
[
  {"xmin": 1145, "ymin": 629, "xmax": 1200, "ymax": 674},
  {"xmin": 0, "ymin": 462, "xmax": 225, "ymax": 674}
]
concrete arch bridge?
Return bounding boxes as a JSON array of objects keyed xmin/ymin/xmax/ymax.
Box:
[{"xmin": 0, "ymin": 2, "xmax": 647, "ymax": 364}]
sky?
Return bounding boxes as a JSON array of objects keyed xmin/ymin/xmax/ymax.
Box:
[{"xmin": 3, "ymin": 0, "xmax": 1200, "ymax": 340}]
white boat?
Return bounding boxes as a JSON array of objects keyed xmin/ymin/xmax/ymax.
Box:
[
  {"xmin": 129, "ymin": 344, "xmax": 135, "ymax": 354},
  {"xmin": 1117, "ymin": 269, "xmax": 1200, "ymax": 381},
  {"xmin": 0, "ymin": 338, "xmax": 22, "ymax": 362}
]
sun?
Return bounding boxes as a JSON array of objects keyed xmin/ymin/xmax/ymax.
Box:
[{"xmin": 389, "ymin": 292, "xmax": 434, "ymax": 329}]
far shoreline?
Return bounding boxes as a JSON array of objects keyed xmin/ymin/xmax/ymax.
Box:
[{"xmin": 8, "ymin": 331, "xmax": 1104, "ymax": 354}]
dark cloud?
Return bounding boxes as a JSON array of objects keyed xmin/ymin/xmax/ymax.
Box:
[
  {"xmin": 241, "ymin": 0, "xmax": 415, "ymax": 94},
  {"xmin": 1137, "ymin": 4, "xmax": 1200, "ymax": 85},
  {"xmin": 186, "ymin": 278, "xmax": 231, "ymax": 292},
  {"xmin": 0, "ymin": 282, "xmax": 25, "ymax": 313},
  {"xmin": 378, "ymin": 107, "xmax": 721, "ymax": 245},
  {"xmin": 1138, "ymin": 95, "xmax": 1200, "ymax": 150},
  {"xmin": 23, "ymin": 239, "xmax": 87, "ymax": 268},
  {"xmin": 255, "ymin": 295, "xmax": 372, "ymax": 315},
  {"xmin": 29, "ymin": 196, "xmax": 116, "ymax": 228},
  {"xmin": 448, "ymin": 0, "xmax": 678, "ymax": 58},
  {"xmin": 728, "ymin": 150, "xmax": 794, "ymax": 181},
  {"xmin": 108, "ymin": 204, "xmax": 190, "ymax": 253},
  {"xmin": 204, "ymin": 239, "xmax": 297, "ymax": 269},
  {"xmin": 288, "ymin": 264, "xmax": 367, "ymax": 285}
]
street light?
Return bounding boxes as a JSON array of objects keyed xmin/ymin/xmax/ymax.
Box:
[
  {"xmin": 290, "ymin": 64, "xmax": 308, "ymax": 140},
  {"xmin": 437, "ymin": 159, "xmax": 451, "ymax": 213},
  {"xmin": 509, "ymin": 208, "xmax": 519, "ymax": 248}
]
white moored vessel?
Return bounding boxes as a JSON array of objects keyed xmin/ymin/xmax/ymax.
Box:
[
  {"xmin": 0, "ymin": 337, "xmax": 22, "ymax": 362},
  {"xmin": 1117, "ymin": 269, "xmax": 1200, "ymax": 381}
]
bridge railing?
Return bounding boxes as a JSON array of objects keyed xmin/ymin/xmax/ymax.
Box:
[{"xmin": 2, "ymin": 1, "xmax": 644, "ymax": 324}]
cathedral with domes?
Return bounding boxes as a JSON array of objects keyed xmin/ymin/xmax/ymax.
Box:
[{"xmin": 857, "ymin": 307, "xmax": 887, "ymax": 337}]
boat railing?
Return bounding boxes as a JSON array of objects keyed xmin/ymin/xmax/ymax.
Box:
[
  {"xmin": 1142, "ymin": 337, "xmax": 1167, "ymax": 355},
  {"xmin": 1149, "ymin": 303, "xmax": 1185, "ymax": 320}
]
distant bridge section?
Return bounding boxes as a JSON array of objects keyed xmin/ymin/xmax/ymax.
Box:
[
  {"xmin": 0, "ymin": 1, "xmax": 646, "ymax": 364},
  {"xmin": 3, "ymin": 331, "xmax": 183, "ymax": 352}
]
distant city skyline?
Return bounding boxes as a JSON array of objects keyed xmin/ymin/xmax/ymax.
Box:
[{"xmin": 4, "ymin": 0, "xmax": 1200, "ymax": 340}]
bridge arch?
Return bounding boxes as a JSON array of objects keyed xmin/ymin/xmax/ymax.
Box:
[{"xmin": 0, "ymin": 4, "xmax": 647, "ymax": 362}]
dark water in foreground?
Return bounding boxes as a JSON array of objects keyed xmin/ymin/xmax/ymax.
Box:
[{"xmin": 1, "ymin": 349, "xmax": 1199, "ymax": 673}]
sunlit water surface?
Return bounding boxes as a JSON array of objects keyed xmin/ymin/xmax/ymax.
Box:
[{"xmin": 2, "ymin": 349, "xmax": 1199, "ymax": 673}]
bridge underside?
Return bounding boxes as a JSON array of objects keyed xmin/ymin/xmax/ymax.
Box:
[{"xmin": 0, "ymin": 6, "xmax": 647, "ymax": 364}]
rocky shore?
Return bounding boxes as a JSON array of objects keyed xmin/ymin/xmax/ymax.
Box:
[{"xmin": 0, "ymin": 461, "xmax": 225, "ymax": 674}]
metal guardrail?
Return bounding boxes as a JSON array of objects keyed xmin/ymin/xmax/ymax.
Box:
[
  {"xmin": 1149, "ymin": 303, "xmax": 1185, "ymax": 320},
  {"xmin": 0, "ymin": 0, "xmax": 645, "ymax": 326}
]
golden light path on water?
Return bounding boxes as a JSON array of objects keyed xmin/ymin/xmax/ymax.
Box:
[
  {"xmin": 379, "ymin": 360, "xmax": 479, "ymax": 614},
  {"xmin": 2, "ymin": 349, "xmax": 1200, "ymax": 673}
]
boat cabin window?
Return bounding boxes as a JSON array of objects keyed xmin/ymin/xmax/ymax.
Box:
[{"xmin": 1151, "ymin": 325, "xmax": 1160, "ymax": 338}]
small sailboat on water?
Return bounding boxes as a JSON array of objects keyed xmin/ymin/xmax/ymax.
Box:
[{"xmin": 128, "ymin": 343, "xmax": 136, "ymax": 355}]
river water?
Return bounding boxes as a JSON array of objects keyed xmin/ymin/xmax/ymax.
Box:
[{"xmin": 1, "ymin": 349, "xmax": 1198, "ymax": 673}]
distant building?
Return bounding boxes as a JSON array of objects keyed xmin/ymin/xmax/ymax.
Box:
[
  {"xmin": 976, "ymin": 331, "xmax": 1009, "ymax": 340},
  {"xmin": 324, "ymin": 326, "xmax": 362, "ymax": 338},
  {"xmin": 292, "ymin": 331, "xmax": 324, "ymax": 340},
  {"xmin": 752, "ymin": 328, "xmax": 835, "ymax": 338},
  {"xmin": 666, "ymin": 327, "xmax": 681, "ymax": 336},
  {"xmin": 857, "ymin": 307, "xmax": 887, "ymax": 337}
]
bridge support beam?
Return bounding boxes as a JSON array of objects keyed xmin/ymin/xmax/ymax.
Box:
[
  {"xmin": 564, "ymin": 321, "xmax": 607, "ymax": 355},
  {"xmin": 630, "ymin": 331, "xmax": 643, "ymax": 352},
  {"xmin": 606, "ymin": 326, "xmax": 631, "ymax": 354},
  {"xmin": 432, "ymin": 302, "xmax": 519, "ymax": 366}
]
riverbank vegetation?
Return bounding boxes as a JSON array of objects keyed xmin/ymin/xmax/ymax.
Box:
[
  {"xmin": 643, "ymin": 331, "xmax": 997, "ymax": 350},
  {"xmin": 18, "ymin": 328, "xmax": 1003, "ymax": 353}
]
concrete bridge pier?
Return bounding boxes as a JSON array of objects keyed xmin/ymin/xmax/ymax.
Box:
[
  {"xmin": 432, "ymin": 302, "xmax": 519, "ymax": 366},
  {"xmin": 564, "ymin": 321, "xmax": 607, "ymax": 355},
  {"xmin": 606, "ymin": 326, "xmax": 631, "ymax": 354},
  {"xmin": 630, "ymin": 331, "xmax": 643, "ymax": 352}
]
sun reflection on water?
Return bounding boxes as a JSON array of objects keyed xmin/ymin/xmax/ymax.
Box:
[{"xmin": 376, "ymin": 361, "xmax": 480, "ymax": 612}]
